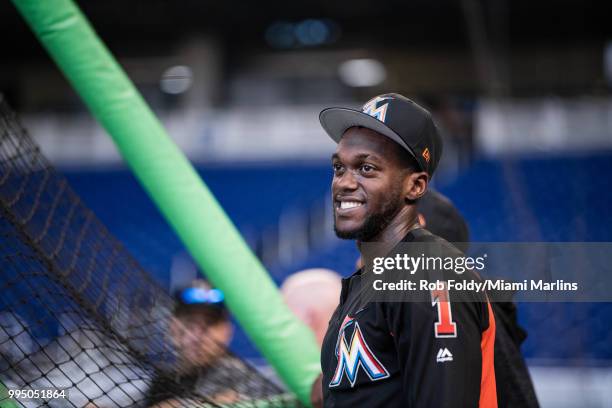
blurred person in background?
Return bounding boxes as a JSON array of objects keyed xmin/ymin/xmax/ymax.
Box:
[
  {"xmin": 146, "ymin": 280, "xmax": 240, "ymax": 407},
  {"xmin": 417, "ymin": 189, "xmax": 470, "ymax": 253},
  {"xmin": 281, "ymin": 268, "xmax": 342, "ymax": 347},
  {"xmin": 418, "ymin": 189, "xmax": 539, "ymax": 408}
]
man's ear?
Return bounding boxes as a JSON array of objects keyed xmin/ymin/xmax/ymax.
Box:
[{"xmin": 403, "ymin": 171, "xmax": 428, "ymax": 202}]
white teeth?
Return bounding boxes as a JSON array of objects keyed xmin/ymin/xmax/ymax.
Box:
[{"xmin": 340, "ymin": 201, "xmax": 363, "ymax": 210}]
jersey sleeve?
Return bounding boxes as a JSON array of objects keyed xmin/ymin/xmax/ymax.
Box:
[{"xmin": 382, "ymin": 281, "xmax": 497, "ymax": 407}]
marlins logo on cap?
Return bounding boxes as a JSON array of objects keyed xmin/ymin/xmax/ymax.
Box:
[{"xmin": 362, "ymin": 96, "xmax": 392, "ymax": 122}]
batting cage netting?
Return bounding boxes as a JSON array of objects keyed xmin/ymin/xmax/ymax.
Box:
[{"xmin": 0, "ymin": 98, "xmax": 299, "ymax": 407}]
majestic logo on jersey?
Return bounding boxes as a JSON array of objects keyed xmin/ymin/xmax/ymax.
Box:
[
  {"xmin": 436, "ymin": 347, "xmax": 453, "ymax": 363},
  {"xmin": 329, "ymin": 315, "xmax": 390, "ymax": 388},
  {"xmin": 362, "ymin": 96, "xmax": 391, "ymax": 122}
]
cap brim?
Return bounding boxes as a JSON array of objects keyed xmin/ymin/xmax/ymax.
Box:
[{"xmin": 319, "ymin": 107, "xmax": 417, "ymax": 162}]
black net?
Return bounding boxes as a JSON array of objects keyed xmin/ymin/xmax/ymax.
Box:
[{"xmin": 0, "ymin": 98, "xmax": 299, "ymax": 407}]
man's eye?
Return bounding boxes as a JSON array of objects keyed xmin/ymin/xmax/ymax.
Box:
[
  {"xmin": 333, "ymin": 163, "xmax": 344, "ymax": 173},
  {"xmin": 360, "ymin": 164, "xmax": 375, "ymax": 173}
]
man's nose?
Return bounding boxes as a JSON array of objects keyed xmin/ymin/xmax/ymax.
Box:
[{"xmin": 334, "ymin": 169, "xmax": 358, "ymax": 191}]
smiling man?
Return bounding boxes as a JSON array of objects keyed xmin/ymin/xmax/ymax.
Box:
[{"xmin": 312, "ymin": 94, "xmax": 497, "ymax": 407}]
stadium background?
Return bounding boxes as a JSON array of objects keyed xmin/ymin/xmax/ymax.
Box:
[{"xmin": 2, "ymin": 0, "xmax": 612, "ymax": 406}]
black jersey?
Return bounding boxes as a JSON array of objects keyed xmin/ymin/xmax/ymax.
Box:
[{"xmin": 320, "ymin": 228, "xmax": 497, "ymax": 407}]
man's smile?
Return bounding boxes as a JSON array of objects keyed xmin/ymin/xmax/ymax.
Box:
[{"xmin": 335, "ymin": 196, "xmax": 366, "ymax": 216}]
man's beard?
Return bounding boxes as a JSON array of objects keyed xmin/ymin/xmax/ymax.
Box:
[{"xmin": 334, "ymin": 190, "xmax": 403, "ymax": 241}]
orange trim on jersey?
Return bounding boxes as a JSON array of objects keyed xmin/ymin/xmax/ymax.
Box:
[{"xmin": 479, "ymin": 300, "xmax": 498, "ymax": 408}]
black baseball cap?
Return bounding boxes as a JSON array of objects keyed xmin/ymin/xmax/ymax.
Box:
[{"xmin": 319, "ymin": 93, "xmax": 443, "ymax": 177}]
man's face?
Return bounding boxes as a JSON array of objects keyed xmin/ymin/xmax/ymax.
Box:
[
  {"xmin": 170, "ymin": 316, "xmax": 231, "ymax": 370},
  {"xmin": 332, "ymin": 127, "xmax": 410, "ymax": 241}
]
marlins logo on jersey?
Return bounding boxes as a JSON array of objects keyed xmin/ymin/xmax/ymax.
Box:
[
  {"xmin": 329, "ymin": 315, "xmax": 390, "ymax": 388},
  {"xmin": 362, "ymin": 96, "xmax": 392, "ymax": 122}
]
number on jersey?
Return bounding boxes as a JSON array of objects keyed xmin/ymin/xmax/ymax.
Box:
[{"xmin": 431, "ymin": 284, "xmax": 457, "ymax": 338}]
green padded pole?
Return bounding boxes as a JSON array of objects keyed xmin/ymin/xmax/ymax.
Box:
[
  {"xmin": 12, "ymin": 0, "xmax": 320, "ymax": 404},
  {"xmin": 0, "ymin": 382, "xmax": 17, "ymax": 408}
]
